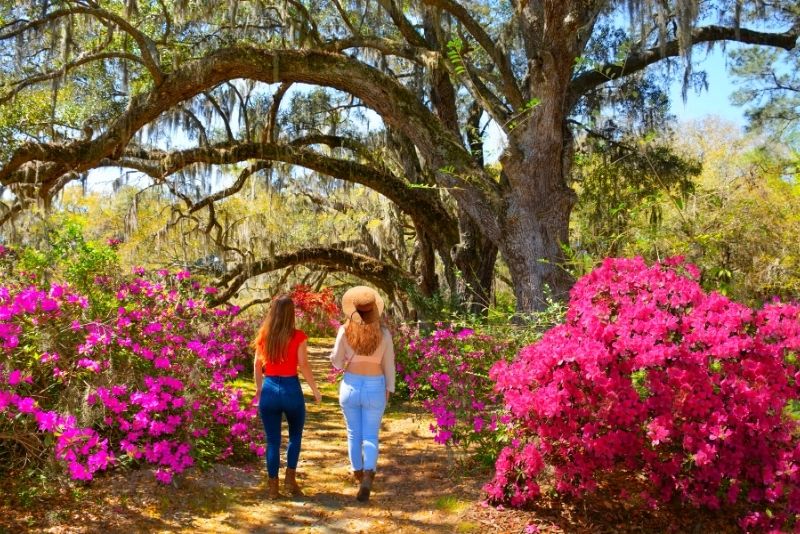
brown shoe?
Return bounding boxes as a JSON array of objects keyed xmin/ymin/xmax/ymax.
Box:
[
  {"xmin": 353, "ymin": 469, "xmax": 363, "ymax": 484},
  {"xmin": 356, "ymin": 470, "xmax": 375, "ymax": 502},
  {"xmin": 284, "ymin": 468, "xmax": 304, "ymax": 497},
  {"xmin": 267, "ymin": 477, "xmax": 280, "ymax": 499}
]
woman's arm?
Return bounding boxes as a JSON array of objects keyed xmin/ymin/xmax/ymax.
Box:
[
  {"xmin": 382, "ymin": 332, "xmax": 396, "ymax": 400},
  {"xmin": 253, "ymin": 353, "xmax": 263, "ymax": 406},
  {"xmin": 298, "ymin": 341, "xmax": 322, "ymax": 403},
  {"xmin": 329, "ymin": 326, "xmax": 347, "ymax": 369}
]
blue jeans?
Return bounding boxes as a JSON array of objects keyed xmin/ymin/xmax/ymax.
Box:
[
  {"xmin": 339, "ymin": 373, "xmax": 387, "ymax": 471},
  {"xmin": 259, "ymin": 376, "xmax": 306, "ymax": 478}
]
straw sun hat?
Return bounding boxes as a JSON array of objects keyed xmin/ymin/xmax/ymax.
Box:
[{"xmin": 341, "ymin": 286, "xmax": 384, "ymax": 325}]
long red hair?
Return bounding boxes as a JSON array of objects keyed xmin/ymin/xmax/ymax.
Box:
[
  {"xmin": 345, "ymin": 319, "xmax": 383, "ymax": 355},
  {"xmin": 252, "ymin": 296, "xmax": 296, "ymax": 368}
]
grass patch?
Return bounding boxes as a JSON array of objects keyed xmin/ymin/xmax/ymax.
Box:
[
  {"xmin": 435, "ymin": 495, "xmax": 470, "ymax": 513},
  {"xmin": 785, "ymin": 398, "xmax": 800, "ymax": 420},
  {"xmin": 454, "ymin": 521, "xmax": 480, "ymax": 532},
  {"xmin": 308, "ymin": 336, "xmax": 336, "ymax": 347},
  {"xmin": 230, "ymin": 378, "xmax": 256, "ymax": 396}
]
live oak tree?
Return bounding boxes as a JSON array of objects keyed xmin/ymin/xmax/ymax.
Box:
[{"xmin": 1, "ymin": 0, "xmax": 798, "ymax": 312}]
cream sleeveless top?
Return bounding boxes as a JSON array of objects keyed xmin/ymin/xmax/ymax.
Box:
[{"xmin": 329, "ymin": 325, "xmax": 396, "ymax": 392}]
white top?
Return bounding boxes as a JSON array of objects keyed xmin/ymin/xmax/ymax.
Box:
[{"xmin": 329, "ymin": 325, "xmax": 396, "ymax": 392}]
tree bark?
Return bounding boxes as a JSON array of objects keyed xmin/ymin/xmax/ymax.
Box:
[
  {"xmin": 453, "ymin": 214, "xmax": 498, "ymax": 314},
  {"xmin": 495, "ymin": 5, "xmax": 582, "ymax": 313},
  {"xmin": 414, "ymin": 226, "xmax": 439, "ymax": 297}
]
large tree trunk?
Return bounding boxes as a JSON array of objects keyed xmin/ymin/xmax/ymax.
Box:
[
  {"xmin": 499, "ymin": 119, "xmax": 578, "ymax": 311},
  {"xmin": 498, "ymin": 185, "xmax": 575, "ymax": 312},
  {"xmin": 497, "ymin": 7, "xmax": 581, "ymax": 313}
]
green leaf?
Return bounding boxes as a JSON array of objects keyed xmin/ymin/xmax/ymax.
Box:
[{"xmin": 524, "ymin": 98, "xmax": 540, "ymax": 110}]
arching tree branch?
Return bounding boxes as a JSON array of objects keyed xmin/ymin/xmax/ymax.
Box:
[
  {"xmin": 105, "ymin": 142, "xmax": 458, "ymax": 250},
  {"xmin": 422, "ymin": 0, "xmax": 523, "ymax": 109},
  {"xmin": 289, "ymin": 134, "xmax": 378, "ymax": 164},
  {"xmin": 210, "ymin": 247, "xmax": 415, "ymax": 306},
  {"xmin": 0, "ymin": 47, "xmax": 501, "ymax": 240},
  {"xmin": 189, "ymin": 161, "xmax": 270, "ymax": 214},
  {"xmin": 569, "ymin": 25, "xmax": 800, "ymax": 105},
  {"xmin": 327, "ymin": 36, "xmax": 433, "ymax": 64}
]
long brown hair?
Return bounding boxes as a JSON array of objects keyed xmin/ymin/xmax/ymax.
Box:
[
  {"xmin": 252, "ymin": 296, "xmax": 295, "ymax": 367},
  {"xmin": 345, "ymin": 318, "xmax": 383, "ymax": 355}
]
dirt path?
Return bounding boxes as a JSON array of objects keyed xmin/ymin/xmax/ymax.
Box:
[
  {"xmin": 172, "ymin": 342, "xmax": 483, "ymax": 534},
  {"xmin": 5, "ymin": 341, "xmax": 484, "ymax": 534}
]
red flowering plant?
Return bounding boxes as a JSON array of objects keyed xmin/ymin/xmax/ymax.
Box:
[
  {"xmin": 0, "ymin": 249, "xmax": 261, "ymax": 486},
  {"xmin": 289, "ymin": 284, "xmax": 341, "ymax": 337},
  {"xmin": 485, "ymin": 257, "xmax": 800, "ymax": 531}
]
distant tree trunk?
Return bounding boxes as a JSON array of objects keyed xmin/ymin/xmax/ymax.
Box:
[
  {"xmin": 453, "ymin": 213, "xmax": 498, "ymax": 315},
  {"xmin": 453, "ymin": 102, "xmax": 498, "ymax": 315},
  {"xmin": 414, "ymin": 226, "xmax": 439, "ymax": 297}
]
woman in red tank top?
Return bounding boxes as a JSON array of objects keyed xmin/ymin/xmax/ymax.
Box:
[{"xmin": 253, "ymin": 296, "xmax": 322, "ymax": 499}]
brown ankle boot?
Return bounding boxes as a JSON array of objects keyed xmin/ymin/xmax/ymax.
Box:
[
  {"xmin": 353, "ymin": 469, "xmax": 363, "ymax": 484},
  {"xmin": 356, "ymin": 470, "xmax": 375, "ymax": 502},
  {"xmin": 284, "ymin": 468, "xmax": 303, "ymax": 496},
  {"xmin": 267, "ymin": 477, "xmax": 280, "ymax": 499}
]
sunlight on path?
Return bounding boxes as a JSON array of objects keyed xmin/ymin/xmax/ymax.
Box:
[
  {"xmin": 179, "ymin": 342, "xmax": 476, "ymax": 534},
  {"xmin": 28, "ymin": 341, "xmax": 481, "ymax": 534}
]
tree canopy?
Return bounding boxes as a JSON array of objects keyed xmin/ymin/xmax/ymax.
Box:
[{"xmin": 1, "ymin": 0, "xmax": 798, "ymax": 313}]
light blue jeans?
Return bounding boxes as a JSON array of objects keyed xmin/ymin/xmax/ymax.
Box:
[{"xmin": 339, "ymin": 372, "xmax": 387, "ymax": 471}]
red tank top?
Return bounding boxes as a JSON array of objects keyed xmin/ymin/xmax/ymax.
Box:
[{"xmin": 262, "ymin": 329, "xmax": 307, "ymax": 376}]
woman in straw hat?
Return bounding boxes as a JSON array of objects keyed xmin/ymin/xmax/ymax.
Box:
[
  {"xmin": 253, "ymin": 295, "xmax": 322, "ymax": 499},
  {"xmin": 330, "ymin": 285, "xmax": 396, "ymax": 502}
]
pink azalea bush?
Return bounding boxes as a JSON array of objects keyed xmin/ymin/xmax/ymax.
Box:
[
  {"xmin": 0, "ymin": 248, "xmax": 261, "ymax": 485},
  {"xmin": 396, "ymin": 324, "xmax": 516, "ymax": 465},
  {"xmin": 485, "ymin": 257, "xmax": 800, "ymax": 531}
]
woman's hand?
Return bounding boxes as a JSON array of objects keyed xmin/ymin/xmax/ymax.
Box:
[
  {"xmin": 385, "ymin": 390, "xmax": 391, "ymax": 402},
  {"xmin": 297, "ymin": 340, "xmax": 323, "ymax": 404},
  {"xmin": 253, "ymin": 389, "xmax": 261, "ymax": 407}
]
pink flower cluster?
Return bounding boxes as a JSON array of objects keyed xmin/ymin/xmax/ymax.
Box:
[
  {"xmin": 398, "ymin": 324, "xmax": 511, "ymax": 461},
  {"xmin": 0, "ymin": 268, "xmax": 261, "ymax": 484},
  {"xmin": 485, "ymin": 257, "xmax": 800, "ymax": 531},
  {"xmin": 0, "ymin": 388, "xmax": 113, "ymax": 481}
]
